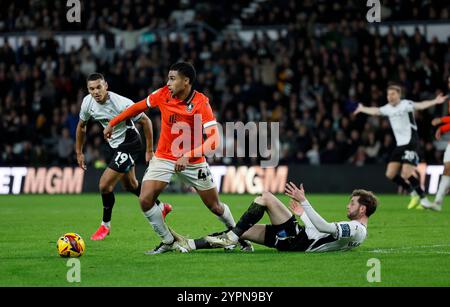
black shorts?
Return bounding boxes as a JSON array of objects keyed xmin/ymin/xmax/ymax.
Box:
[
  {"xmin": 264, "ymin": 216, "xmax": 313, "ymax": 252},
  {"xmin": 389, "ymin": 143, "xmax": 420, "ymax": 166},
  {"xmin": 106, "ymin": 129, "xmax": 142, "ymax": 173}
]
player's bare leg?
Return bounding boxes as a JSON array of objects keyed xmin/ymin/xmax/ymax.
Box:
[
  {"xmin": 120, "ymin": 168, "xmax": 172, "ymax": 218},
  {"xmin": 385, "ymin": 162, "xmax": 418, "ymax": 209},
  {"xmin": 120, "ymin": 166, "xmax": 139, "ymax": 194},
  {"xmin": 385, "ymin": 162, "xmax": 411, "ymax": 194},
  {"xmin": 196, "ymin": 187, "xmax": 236, "ymax": 229},
  {"xmin": 91, "ymin": 167, "xmax": 123, "ymax": 240}
]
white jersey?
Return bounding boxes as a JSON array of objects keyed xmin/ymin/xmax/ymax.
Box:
[
  {"xmin": 301, "ymin": 214, "xmax": 367, "ymax": 252},
  {"xmin": 379, "ymin": 99, "xmax": 418, "ymax": 146},
  {"xmin": 79, "ymin": 91, "xmax": 143, "ymax": 148}
]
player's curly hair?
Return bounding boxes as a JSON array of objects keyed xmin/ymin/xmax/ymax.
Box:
[
  {"xmin": 351, "ymin": 189, "xmax": 378, "ymax": 217},
  {"xmin": 170, "ymin": 62, "xmax": 196, "ymax": 84}
]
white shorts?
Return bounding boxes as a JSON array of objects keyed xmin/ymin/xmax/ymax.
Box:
[
  {"xmin": 444, "ymin": 144, "xmax": 450, "ymax": 163},
  {"xmin": 143, "ymin": 157, "xmax": 216, "ymax": 191}
]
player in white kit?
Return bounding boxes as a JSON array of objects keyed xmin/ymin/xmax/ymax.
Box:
[
  {"xmin": 75, "ymin": 73, "xmax": 171, "ymax": 240},
  {"xmin": 170, "ymin": 184, "xmax": 377, "ymax": 253},
  {"xmin": 353, "ymin": 83, "xmax": 448, "ymax": 209}
]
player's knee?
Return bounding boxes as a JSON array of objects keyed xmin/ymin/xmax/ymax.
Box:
[
  {"xmin": 139, "ymin": 195, "xmax": 155, "ymax": 212},
  {"xmin": 257, "ymin": 192, "xmax": 273, "ymax": 206},
  {"xmin": 385, "ymin": 172, "xmax": 395, "ymax": 180},
  {"xmin": 99, "ymin": 182, "xmax": 113, "ymax": 194},
  {"xmin": 123, "ymin": 180, "xmax": 138, "ymax": 192},
  {"xmin": 400, "ymin": 171, "xmax": 411, "ymax": 180}
]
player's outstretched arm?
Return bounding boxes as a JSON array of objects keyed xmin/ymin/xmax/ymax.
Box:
[
  {"xmin": 104, "ymin": 99, "xmax": 148, "ymax": 139},
  {"xmin": 75, "ymin": 120, "xmax": 87, "ymax": 170},
  {"xmin": 353, "ymin": 103, "xmax": 381, "ymax": 116},
  {"xmin": 414, "ymin": 93, "xmax": 448, "ymax": 110},
  {"xmin": 285, "ymin": 182, "xmax": 336, "ymax": 234},
  {"xmin": 138, "ymin": 114, "xmax": 154, "ymax": 163}
]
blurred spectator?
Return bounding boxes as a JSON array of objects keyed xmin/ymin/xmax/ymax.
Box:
[
  {"xmin": 0, "ymin": 2, "xmax": 448, "ymax": 168},
  {"xmin": 56, "ymin": 128, "xmax": 75, "ymax": 165}
]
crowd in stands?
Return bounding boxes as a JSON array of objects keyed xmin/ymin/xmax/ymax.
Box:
[
  {"xmin": 1, "ymin": 0, "xmax": 449, "ymax": 33},
  {"xmin": 1, "ymin": 1, "xmax": 449, "ymax": 168}
]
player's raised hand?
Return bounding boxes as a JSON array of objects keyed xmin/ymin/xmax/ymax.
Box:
[
  {"xmin": 431, "ymin": 118, "xmax": 442, "ymax": 126},
  {"xmin": 103, "ymin": 124, "xmax": 113, "ymax": 140},
  {"xmin": 285, "ymin": 182, "xmax": 306, "ymax": 202},
  {"xmin": 76, "ymin": 153, "xmax": 87, "ymax": 170},
  {"xmin": 175, "ymin": 156, "xmax": 189, "ymax": 172},
  {"xmin": 353, "ymin": 103, "xmax": 363, "ymax": 115},
  {"xmin": 289, "ymin": 199, "xmax": 304, "ymax": 216},
  {"xmin": 434, "ymin": 93, "xmax": 448, "ymax": 105},
  {"xmin": 435, "ymin": 128, "xmax": 442, "ymax": 140}
]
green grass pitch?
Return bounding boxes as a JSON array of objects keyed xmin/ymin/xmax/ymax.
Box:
[{"xmin": 0, "ymin": 193, "xmax": 449, "ymax": 286}]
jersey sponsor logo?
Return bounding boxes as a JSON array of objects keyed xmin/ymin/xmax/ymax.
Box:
[{"xmin": 340, "ymin": 224, "xmax": 351, "ymax": 237}]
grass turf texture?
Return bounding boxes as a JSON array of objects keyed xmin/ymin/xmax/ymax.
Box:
[{"xmin": 0, "ymin": 193, "xmax": 449, "ymax": 286}]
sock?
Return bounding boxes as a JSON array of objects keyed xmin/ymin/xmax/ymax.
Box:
[
  {"xmin": 101, "ymin": 192, "xmax": 115, "ymax": 223},
  {"xmin": 232, "ymin": 202, "xmax": 266, "ymax": 237},
  {"xmin": 194, "ymin": 238, "xmax": 213, "ymax": 250},
  {"xmin": 143, "ymin": 205, "xmax": 174, "ymax": 244},
  {"xmin": 130, "ymin": 182, "xmax": 142, "ymax": 197},
  {"xmin": 217, "ymin": 203, "xmax": 236, "ymax": 228},
  {"xmin": 392, "ymin": 175, "xmax": 413, "ymax": 193},
  {"xmin": 187, "ymin": 239, "xmax": 197, "ymax": 250},
  {"xmin": 435, "ymin": 175, "xmax": 450, "ymax": 205},
  {"xmin": 101, "ymin": 221, "xmax": 111, "ymax": 228},
  {"xmin": 408, "ymin": 176, "xmax": 425, "ymax": 198}
]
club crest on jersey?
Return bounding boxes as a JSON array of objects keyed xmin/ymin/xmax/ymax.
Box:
[{"xmin": 186, "ymin": 102, "xmax": 194, "ymax": 112}]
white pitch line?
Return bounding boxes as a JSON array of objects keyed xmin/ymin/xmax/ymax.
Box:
[{"xmin": 362, "ymin": 244, "xmax": 450, "ymax": 254}]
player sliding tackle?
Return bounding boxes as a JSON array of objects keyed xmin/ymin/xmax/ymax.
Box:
[
  {"xmin": 170, "ymin": 183, "xmax": 377, "ymax": 253},
  {"xmin": 103, "ymin": 62, "xmax": 251, "ymax": 254}
]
